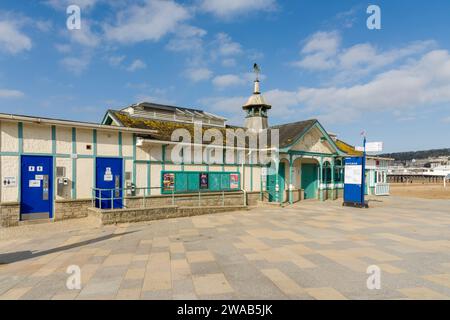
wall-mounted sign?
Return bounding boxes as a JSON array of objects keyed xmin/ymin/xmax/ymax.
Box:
[
  {"xmin": 104, "ymin": 167, "xmax": 113, "ymax": 181},
  {"xmin": 199, "ymin": 173, "xmax": 209, "ymax": 189},
  {"xmin": 2, "ymin": 177, "xmax": 16, "ymax": 187},
  {"xmin": 35, "ymin": 175, "xmax": 44, "ymax": 180},
  {"xmin": 36, "ymin": 166, "xmax": 43, "ymax": 172},
  {"xmin": 163, "ymin": 173, "xmax": 175, "ymax": 191},
  {"xmin": 29, "ymin": 180, "xmax": 41, "ymax": 188},
  {"xmin": 230, "ymin": 174, "xmax": 239, "ymax": 189},
  {"xmin": 28, "ymin": 166, "xmax": 35, "ymax": 172}
]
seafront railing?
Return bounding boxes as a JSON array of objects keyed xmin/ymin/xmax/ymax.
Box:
[{"xmin": 91, "ymin": 186, "xmax": 247, "ymax": 210}]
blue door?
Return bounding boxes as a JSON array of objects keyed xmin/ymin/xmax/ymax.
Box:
[
  {"xmin": 95, "ymin": 157, "xmax": 123, "ymax": 209},
  {"xmin": 20, "ymin": 155, "xmax": 53, "ymax": 219}
]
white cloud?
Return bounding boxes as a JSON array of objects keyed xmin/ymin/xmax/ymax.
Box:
[
  {"xmin": 0, "ymin": 20, "xmax": 32, "ymax": 54},
  {"xmin": 302, "ymin": 31, "xmax": 340, "ymax": 56},
  {"xmin": 104, "ymin": 0, "xmax": 190, "ymax": 44},
  {"xmin": 294, "ymin": 30, "xmax": 435, "ymax": 82},
  {"xmin": 212, "ymin": 72, "xmax": 266, "ymax": 89},
  {"xmin": 0, "ymin": 89, "xmax": 24, "ymax": 98},
  {"xmin": 166, "ymin": 25, "xmax": 206, "ymax": 52},
  {"xmin": 211, "ymin": 33, "xmax": 242, "ymax": 57},
  {"xmin": 185, "ymin": 68, "xmax": 213, "ymax": 82},
  {"xmin": 107, "ymin": 55, "xmax": 126, "ymax": 67},
  {"xmin": 127, "ymin": 59, "xmax": 147, "ymax": 72},
  {"xmin": 294, "ymin": 31, "xmax": 340, "ymax": 70},
  {"xmin": 202, "ymin": 49, "xmax": 450, "ymax": 124},
  {"xmin": 199, "ymin": 0, "xmax": 276, "ymax": 18},
  {"xmin": 60, "ymin": 55, "xmax": 91, "ymax": 75},
  {"xmin": 212, "ymin": 74, "xmax": 244, "ymax": 88},
  {"xmin": 284, "ymin": 49, "xmax": 450, "ymax": 123},
  {"xmin": 222, "ymin": 58, "xmax": 236, "ymax": 67},
  {"xmin": 68, "ymin": 21, "xmax": 100, "ymax": 47},
  {"xmin": 45, "ymin": 0, "xmax": 100, "ymax": 10},
  {"xmin": 55, "ymin": 44, "xmax": 71, "ymax": 53},
  {"xmin": 199, "ymin": 96, "xmax": 247, "ymax": 124}
]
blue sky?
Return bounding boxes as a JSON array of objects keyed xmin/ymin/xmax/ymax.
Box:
[{"xmin": 0, "ymin": 0, "xmax": 449, "ymax": 152}]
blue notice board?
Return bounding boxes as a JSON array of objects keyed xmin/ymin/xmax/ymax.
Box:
[{"xmin": 343, "ymin": 157, "xmax": 364, "ymax": 205}]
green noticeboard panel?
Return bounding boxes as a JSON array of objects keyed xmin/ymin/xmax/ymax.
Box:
[{"xmin": 161, "ymin": 171, "xmax": 240, "ymax": 194}]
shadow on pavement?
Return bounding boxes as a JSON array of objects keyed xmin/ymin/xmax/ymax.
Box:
[{"xmin": 0, "ymin": 231, "xmax": 137, "ymax": 265}]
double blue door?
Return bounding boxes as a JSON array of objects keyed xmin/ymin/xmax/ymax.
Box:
[
  {"xmin": 95, "ymin": 157, "xmax": 123, "ymax": 209},
  {"xmin": 20, "ymin": 155, "xmax": 53, "ymax": 218}
]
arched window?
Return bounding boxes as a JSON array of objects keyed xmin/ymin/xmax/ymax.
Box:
[
  {"xmin": 322, "ymin": 161, "xmax": 332, "ymax": 184},
  {"xmin": 334, "ymin": 159, "xmax": 344, "ymax": 183}
]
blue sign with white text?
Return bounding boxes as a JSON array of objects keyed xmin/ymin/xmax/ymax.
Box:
[{"xmin": 343, "ymin": 157, "xmax": 364, "ymax": 205}]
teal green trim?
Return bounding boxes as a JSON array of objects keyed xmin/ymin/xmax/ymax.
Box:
[
  {"xmin": 72, "ymin": 127, "xmax": 77, "ymax": 199},
  {"xmin": 132, "ymin": 159, "xmax": 263, "ymax": 166},
  {"xmin": 250, "ymin": 154, "xmax": 253, "ymax": 192},
  {"xmin": 51, "ymin": 125, "xmax": 56, "ymax": 219},
  {"xmin": 289, "ymin": 154, "xmax": 293, "ymax": 204},
  {"xmin": 18, "ymin": 122, "xmax": 23, "ymax": 154},
  {"xmin": 315, "ymin": 122, "xmax": 346, "ymax": 156},
  {"xmin": 92, "ymin": 129, "xmax": 97, "ymax": 188},
  {"xmin": 222, "ymin": 151, "xmax": 225, "ymax": 172},
  {"xmin": 0, "ymin": 151, "xmax": 19, "ymax": 156},
  {"xmin": 284, "ymin": 150, "xmax": 337, "ymax": 157},
  {"xmin": 161, "ymin": 145, "xmax": 166, "ymax": 171},
  {"xmin": 0, "ymin": 151, "xmax": 71, "ymax": 158},
  {"xmin": 319, "ymin": 156, "xmax": 324, "ymax": 201},
  {"xmin": 118, "ymin": 132, "xmax": 122, "ymax": 157},
  {"xmin": 17, "ymin": 122, "xmax": 23, "ymax": 204},
  {"xmin": 147, "ymin": 162, "xmax": 151, "ymax": 195},
  {"xmin": 132, "ymin": 134, "xmax": 137, "ymax": 185},
  {"xmin": 51, "ymin": 126, "xmax": 56, "ymax": 154},
  {"xmin": 180, "ymin": 148, "xmax": 184, "ymax": 171}
]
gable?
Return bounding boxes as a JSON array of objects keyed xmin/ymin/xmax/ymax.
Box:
[{"xmin": 290, "ymin": 125, "xmax": 336, "ymax": 154}]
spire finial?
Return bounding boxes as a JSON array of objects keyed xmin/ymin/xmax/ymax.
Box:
[
  {"xmin": 253, "ymin": 63, "xmax": 260, "ymax": 81},
  {"xmin": 253, "ymin": 63, "xmax": 261, "ymax": 94}
]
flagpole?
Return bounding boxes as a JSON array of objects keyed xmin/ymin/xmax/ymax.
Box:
[{"xmin": 361, "ymin": 135, "xmax": 366, "ymax": 206}]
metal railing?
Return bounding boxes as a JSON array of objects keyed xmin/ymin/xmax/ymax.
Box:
[{"xmin": 91, "ymin": 186, "xmax": 246, "ymax": 210}]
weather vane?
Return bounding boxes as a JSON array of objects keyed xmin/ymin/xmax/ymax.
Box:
[{"xmin": 253, "ymin": 63, "xmax": 260, "ymax": 81}]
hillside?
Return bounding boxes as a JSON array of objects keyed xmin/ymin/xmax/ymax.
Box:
[{"xmin": 380, "ymin": 148, "xmax": 450, "ymax": 161}]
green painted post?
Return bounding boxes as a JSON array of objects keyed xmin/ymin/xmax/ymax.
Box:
[
  {"xmin": 51, "ymin": 126, "xmax": 56, "ymax": 219},
  {"xmin": 289, "ymin": 154, "xmax": 293, "ymax": 204},
  {"xmin": 132, "ymin": 134, "xmax": 137, "ymax": 185},
  {"xmin": 250, "ymin": 152, "xmax": 253, "ymax": 192},
  {"xmin": 319, "ymin": 157, "xmax": 324, "ymax": 201},
  {"xmin": 17, "ymin": 122, "xmax": 23, "ymax": 204},
  {"xmin": 72, "ymin": 127, "xmax": 77, "ymax": 199},
  {"xmin": 118, "ymin": 132, "xmax": 122, "ymax": 157},
  {"xmin": 161, "ymin": 144, "xmax": 166, "ymax": 171},
  {"xmin": 92, "ymin": 129, "xmax": 97, "ymax": 189},
  {"xmin": 275, "ymin": 160, "xmax": 280, "ymax": 203},
  {"xmin": 147, "ymin": 162, "xmax": 151, "ymax": 196},
  {"xmin": 331, "ymin": 158, "xmax": 335, "ymax": 200}
]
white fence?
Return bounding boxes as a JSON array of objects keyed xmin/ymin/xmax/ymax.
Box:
[{"xmin": 375, "ymin": 183, "xmax": 390, "ymax": 196}]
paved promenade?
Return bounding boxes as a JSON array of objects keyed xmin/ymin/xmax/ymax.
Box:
[{"xmin": 1, "ymin": 196, "xmax": 449, "ymax": 300}]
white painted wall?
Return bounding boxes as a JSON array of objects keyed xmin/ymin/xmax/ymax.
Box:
[
  {"xmin": 0, "ymin": 121, "xmax": 18, "ymax": 152},
  {"xmin": 76, "ymin": 158, "xmax": 93, "ymax": 198},
  {"xmin": 23, "ymin": 123, "xmax": 52, "ymax": 154}
]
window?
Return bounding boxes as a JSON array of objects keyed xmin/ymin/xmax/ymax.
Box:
[{"xmin": 322, "ymin": 161, "xmax": 332, "ymax": 184}]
